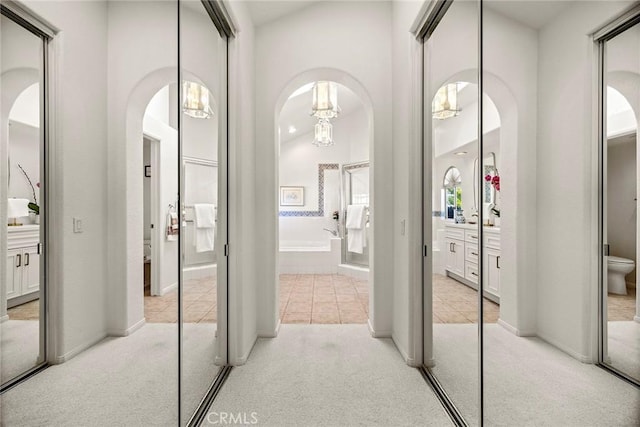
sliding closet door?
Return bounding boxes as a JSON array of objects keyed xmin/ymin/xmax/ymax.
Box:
[
  {"xmin": 0, "ymin": 8, "xmax": 47, "ymax": 390},
  {"xmin": 179, "ymin": 1, "xmax": 228, "ymax": 424},
  {"xmin": 599, "ymin": 12, "xmax": 640, "ymax": 386},
  {"xmin": 423, "ymin": 0, "xmax": 481, "ymax": 424}
]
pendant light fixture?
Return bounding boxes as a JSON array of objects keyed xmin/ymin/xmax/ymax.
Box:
[
  {"xmin": 182, "ymin": 81, "xmax": 214, "ymax": 119},
  {"xmin": 311, "ymin": 81, "xmax": 340, "ymax": 147},
  {"xmin": 432, "ymin": 83, "xmax": 461, "ymax": 120}
]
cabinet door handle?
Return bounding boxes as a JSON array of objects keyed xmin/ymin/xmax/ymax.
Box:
[
  {"xmin": 497, "ymin": 256, "xmax": 500, "ymax": 269},
  {"xmin": 16, "ymin": 254, "xmax": 21, "ymax": 268},
  {"xmin": 471, "ymin": 252, "xmax": 478, "ymax": 256},
  {"xmin": 452, "ymin": 243, "xmax": 456, "ymax": 253},
  {"xmin": 25, "ymin": 253, "xmax": 30, "ymax": 266},
  {"xmin": 470, "ymin": 235, "xmax": 477, "ymax": 239},
  {"xmin": 471, "ymin": 272, "xmax": 478, "ymax": 277}
]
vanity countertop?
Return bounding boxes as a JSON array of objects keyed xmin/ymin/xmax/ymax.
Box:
[
  {"xmin": 444, "ymin": 222, "xmax": 500, "ymax": 232},
  {"xmin": 7, "ymin": 224, "xmax": 40, "ymax": 233}
]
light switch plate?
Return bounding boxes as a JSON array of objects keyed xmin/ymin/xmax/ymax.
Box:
[{"xmin": 73, "ymin": 217, "xmax": 83, "ymax": 233}]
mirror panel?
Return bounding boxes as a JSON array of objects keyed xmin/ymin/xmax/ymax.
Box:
[
  {"xmin": 180, "ymin": 1, "xmax": 227, "ymax": 423},
  {"xmin": 1, "ymin": 12, "xmax": 45, "ymax": 386},
  {"xmin": 424, "ymin": 0, "xmax": 480, "ymax": 424},
  {"xmin": 603, "ymin": 18, "xmax": 639, "ymax": 384}
]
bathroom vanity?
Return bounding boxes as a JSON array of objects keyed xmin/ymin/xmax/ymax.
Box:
[
  {"xmin": 444, "ymin": 223, "xmax": 501, "ymax": 303},
  {"xmin": 6, "ymin": 225, "xmax": 40, "ymax": 308}
]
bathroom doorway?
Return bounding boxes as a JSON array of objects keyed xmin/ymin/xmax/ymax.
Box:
[
  {"xmin": 598, "ymin": 16, "xmax": 640, "ymax": 385},
  {"xmin": 277, "ymin": 80, "xmax": 371, "ymax": 325}
]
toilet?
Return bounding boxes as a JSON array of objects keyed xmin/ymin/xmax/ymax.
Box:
[{"xmin": 607, "ymin": 256, "xmax": 635, "ymax": 295}]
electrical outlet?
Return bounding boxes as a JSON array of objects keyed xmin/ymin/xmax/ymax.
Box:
[{"xmin": 73, "ymin": 217, "xmax": 83, "ymax": 233}]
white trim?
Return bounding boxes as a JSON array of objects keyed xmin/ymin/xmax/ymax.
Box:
[
  {"xmin": 258, "ymin": 319, "xmax": 280, "ymax": 338},
  {"xmin": 497, "ymin": 318, "xmax": 535, "ymax": 337},
  {"xmin": 160, "ymin": 282, "xmax": 177, "ymax": 296},
  {"xmin": 424, "ymin": 357, "xmax": 436, "ymax": 368},
  {"xmin": 233, "ymin": 335, "xmax": 258, "ymax": 366},
  {"xmin": 367, "ymin": 318, "xmax": 391, "ymax": 338},
  {"xmin": 107, "ymin": 317, "xmax": 146, "ymax": 337},
  {"xmin": 0, "ymin": 314, "xmax": 9, "ymax": 323},
  {"xmin": 634, "ymin": 316, "xmax": 640, "ymax": 323},
  {"xmin": 538, "ymin": 333, "xmax": 593, "ymax": 364},
  {"xmin": 52, "ymin": 332, "xmax": 106, "ymax": 364}
]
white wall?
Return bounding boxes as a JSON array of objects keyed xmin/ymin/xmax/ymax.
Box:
[
  {"xmin": 279, "ymin": 109, "xmax": 368, "ymax": 246},
  {"xmin": 607, "ymin": 139, "xmax": 637, "ymax": 284},
  {"xmin": 226, "ymin": 0, "xmax": 258, "ymax": 364},
  {"xmin": 7, "ymin": 121, "xmax": 40, "ymax": 207},
  {"xmin": 536, "ymin": 0, "xmax": 635, "ymax": 361},
  {"xmin": 19, "ymin": 0, "xmax": 109, "ymax": 361},
  {"xmin": 254, "ymin": 0, "xmax": 393, "ymax": 339}
]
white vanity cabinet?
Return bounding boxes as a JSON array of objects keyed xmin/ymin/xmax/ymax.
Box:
[
  {"xmin": 444, "ymin": 227, "xmax": 465, "ymax": 277},
  {"xmin": 6, "ymin": 225, "xmax": 40, "ymax": 307},
  {"xmin": 444, "ymin": 223, "xmax": 500, "ymax": 303}
]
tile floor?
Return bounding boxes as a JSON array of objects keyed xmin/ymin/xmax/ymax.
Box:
[
  {"xmin": 144, "ymin": 276, "xmax": 217, "ymax": 323},
  {"xmin": 6, "ymin": 299, "xmax": 39, "ymax": 321},
  {"xmin": 279, "ymin": 274, "xmax": 369, "ymax": 324},
  {"xmin": 607, "ymin": 285, "xmax": 637, "ymax": 321},
  {"xmin": 432, "ymin": 274, "xmax": 500, "ymax": 324}
]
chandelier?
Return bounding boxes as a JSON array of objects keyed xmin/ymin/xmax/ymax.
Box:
[
  {"xmin": 182, "ymin": 81, "xmax": 214, "ymax": 119},
  {"xmin": 311, "ymin": 81, "xmax": 340, "ymax": 146},
  {"xmin": 432, "ymin": 83, "xmax": 461, "ymax": 120}
]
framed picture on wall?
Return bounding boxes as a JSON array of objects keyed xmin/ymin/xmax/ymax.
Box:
[{"xmin": 280, "ymin": 186, "xmax": 304, "ymax": 206}]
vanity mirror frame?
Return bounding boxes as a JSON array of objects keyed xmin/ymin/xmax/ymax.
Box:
[{"xmin": 0, "ymin": 1, "xmax": 54, "ymax": 393}]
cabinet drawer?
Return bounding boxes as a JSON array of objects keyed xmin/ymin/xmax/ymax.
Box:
[
  {"xmin": 465, "ymin": 262, "xmax": 479, "ymax": 284},
  {"xmin": 445, "ymin": 227, "xmax": 465, "ymax": 241},
  {"xmin": 465, "ymin": 244, "xmax": 479, "ymax": 263},
  {"xmin": 484, "ymin": 233, "xmax": 501, "ymax": 249},
  {"xmin": 464, "ymin": 229, "xmax": 479, "ymax": 244}
]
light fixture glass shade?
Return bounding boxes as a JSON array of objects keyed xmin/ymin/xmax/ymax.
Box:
[
  {"xmin": 312, "ymin": 81, "xmax": 340, "ymax": 119},
  {"xmin": 312, "ymin": 119, "xmax": 334, "ymax": 147},
  {"xmin": 432, "ymin": 83, "xmax": 461, "ymax": 120},
  {"xmin": 182, "ymin": 81, "xmax": 214, "ymax": 119}
]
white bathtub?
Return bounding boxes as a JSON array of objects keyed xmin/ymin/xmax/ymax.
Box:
[{"xmin": 279, "ymin": 237, "xmax": 342, "ymax": 274}]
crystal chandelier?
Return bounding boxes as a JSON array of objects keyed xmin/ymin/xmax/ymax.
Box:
[
  {"xmin": 311, "ymin": 81, "xmax": 340, "ymax": 146},
  {"xmin": 432, "ymin": 83, "xmax": 461, "ymax": 120},
  {"xmin": 182, "ymin": 81, "xmax": 214, "ymax": 119}
]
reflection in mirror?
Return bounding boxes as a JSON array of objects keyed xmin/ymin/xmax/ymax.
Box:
[
  {"xmin": 180, "ymin": 1, "xmax": 226, "ymax": 423},
  {"xmin": 603, "ymin": 21, "xmax": 639, "ymax": 384},
  {"xmin": 424, "ymin": 0, "xmax": 480, "ymax": 424},
  {"xmin": 1, "ymin": 12, "xmax": 45, "ymax": 387}
]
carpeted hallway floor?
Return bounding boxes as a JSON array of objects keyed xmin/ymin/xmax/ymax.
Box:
[{"xmin": 207, "ymin": 324, "xmax": 453, "ymax": 426}]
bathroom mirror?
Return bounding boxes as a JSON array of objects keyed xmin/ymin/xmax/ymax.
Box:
[
  {"xmin": 601, "ymin": 18, "xmax": 639, "ymax": 385},
  {"xmin": 1, "ymin": 11, "xmax": 46, "ymax": 388}
]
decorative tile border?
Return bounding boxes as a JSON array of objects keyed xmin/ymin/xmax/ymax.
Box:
[
  {"xmin": 279, "ymin": 163, "xmax": 339, "ymax": 217},
  {"xmin": 343, "ymin": 162, "xmax": 369, "ymax": 172}
]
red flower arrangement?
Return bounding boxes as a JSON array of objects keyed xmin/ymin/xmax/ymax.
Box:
[{"xmin": 485, "ymin": 173, "xmax": 500, "ymax": 192}]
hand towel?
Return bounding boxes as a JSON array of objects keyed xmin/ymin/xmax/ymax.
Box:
[
  {"xmin": 346, "ymin": 205, "xmax": 367, "ymax": 254},
  {"xmin": 194, "ymin": 203, "xmax": 215, "ymax": 252},
  {"xmin": 166, "ymin": 212, "xmax": 178, "ymax": 242}
]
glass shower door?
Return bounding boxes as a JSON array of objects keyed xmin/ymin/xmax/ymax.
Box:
[{"xmin": 342, "ymin": 162, "xmax": 370, "ymax": 267}]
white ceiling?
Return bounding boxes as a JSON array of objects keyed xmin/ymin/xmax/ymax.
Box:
[
  {"xmin": 244, "ymin": 0, "xmax": 320, "ymax": 27},
  {"xmin": 279, "ymin": 82, "xmax": 364, "ymax": 143},
  {"xmin": 485, "ymin": 0, "xmax": 572, "ymax": 29}
]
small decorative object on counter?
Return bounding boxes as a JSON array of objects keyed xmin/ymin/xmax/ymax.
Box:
[
  {"xmin": 454, "ymin": 208, "xmax": 466, "ymax": 224},
  {"xmin": 332, "ymin": 210, "xmax": 339, "ymax": 221}
]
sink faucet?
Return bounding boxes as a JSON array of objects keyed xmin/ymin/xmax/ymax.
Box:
[{"xmin": 323, "ymin": 228, "xmax": 338, "ymax": 237}]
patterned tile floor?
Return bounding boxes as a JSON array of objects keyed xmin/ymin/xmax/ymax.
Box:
[
  {"xmin": 608, "ymin": 285, "xmax": 637, "ymax": 321},
  {"xmin": 6, "ymin": 276, "xmax": 637, "ymax": 325},
  {"xmin": 432, "ymin": 274, "xmax": 500, "ymax": 324},
  {"xmin": 143, "ymin": 276, "xmax": 217, "ymax": 324},
  {"xmin": 279, "ymin": 274, "xmax": 369, "ymax": 324}
]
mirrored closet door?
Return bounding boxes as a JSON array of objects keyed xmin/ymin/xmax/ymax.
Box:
[
  {"xmin": 599, "ymin": 13, "xmax": 640, "ymax": 385},
  {"xmin": 1, "ymin": 7, "xmax": 47, "ymax": 389},
  {"xmin": 179, "ymin": 0, "xmax": 229, "ymax": 423},
  {"xmin": 422, "ymin": 0, "xmax": 481, "ymax": 424}
]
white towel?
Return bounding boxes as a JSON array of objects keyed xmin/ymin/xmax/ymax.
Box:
[
  {"xmin": 194, "ymin": 203, "xmax": 215, "ymax": 252},
  {"xmin": 346, "ymin": 205, "xmax": 366, "ymax": 229},
  {"xmin": 346, "ymin": 205, "xmax": 367, "ymax": 254}
]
